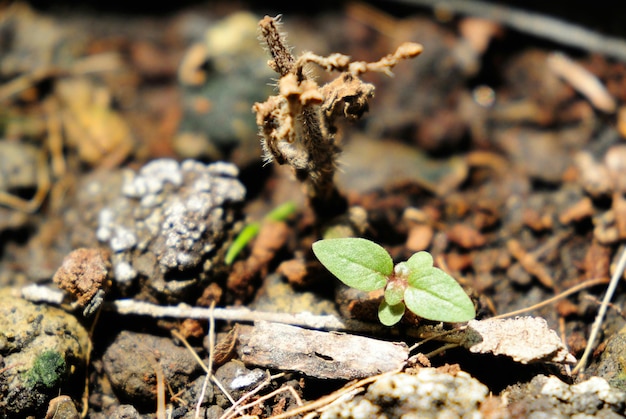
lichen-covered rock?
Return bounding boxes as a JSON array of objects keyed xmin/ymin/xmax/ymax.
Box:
[
  {"xmin": 92, "ymin": 159, "xmax": 245, "ymax": 301},
  {"xmin": 0, "ymin": 288, "xmax": 89, "ymax": 417},
  {"xmin": 506, "ymin": 374, "xmax": 626, "ymax": 418},
  {"xmin": 320, "ymin": 369, "xmax": 489, "ymax": 419}
]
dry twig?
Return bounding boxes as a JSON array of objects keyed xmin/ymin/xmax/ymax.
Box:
[
  {"xmin": 390, "ymin": 0, "xmax": 626, "ymax": 62},
  {"xmin": 573, "ymin": 246, "xmax": 626, "ymax": 374}
]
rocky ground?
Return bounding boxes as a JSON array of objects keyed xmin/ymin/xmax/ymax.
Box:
[{"xmin": 3, "ymin": 1, "xmax": 626, "ymax": 418}]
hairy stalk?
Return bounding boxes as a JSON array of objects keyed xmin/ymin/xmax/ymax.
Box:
[{"xmin": 253, "ymin": 15, "xmax": 422, "ymax": 221}]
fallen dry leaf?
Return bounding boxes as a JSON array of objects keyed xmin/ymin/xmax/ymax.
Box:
[{"xmin": 463, "ymin": 316, "xmax": 576, "ymax": 365}]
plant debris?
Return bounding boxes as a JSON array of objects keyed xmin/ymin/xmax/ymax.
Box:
[
  {"xmin": 464, "ymin": 317, "xmax": 577, "ymax": 365},
  {"xmin": 236, "ymin": 321, "xmax": 408, "ymax": 380},
  {"xmin": 253, "ymin": 15, "xmax": 422, "ymax": 219}
]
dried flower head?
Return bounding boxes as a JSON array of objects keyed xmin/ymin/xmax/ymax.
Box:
[{"xmin": 253, "ymin": 15, "xmax": 422, "ymax": 219}]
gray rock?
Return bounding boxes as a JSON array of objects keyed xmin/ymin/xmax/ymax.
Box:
[
  {"xmin": 506, "ymin": 374, "xmax": 626, "ymax": 418},
  {"xmin": 92, "ymin": 159, "xmax": 245, "ymax": 300},
  {"xmin": 102, "ymin": 331, "xmax": 201, "ymax": 406}
]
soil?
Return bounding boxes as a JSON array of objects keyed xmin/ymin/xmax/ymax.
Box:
[{"xmin": 2, "ymin": 1, "xmax": 626, "ymax": 418}]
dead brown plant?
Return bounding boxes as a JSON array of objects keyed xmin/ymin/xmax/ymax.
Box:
[{"xmin": 253, "ymin": 15, "xmax": 422, "ymax": 220}]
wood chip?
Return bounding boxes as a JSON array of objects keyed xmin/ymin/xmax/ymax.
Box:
[
  {"xmin": 463, "ymin": 317, "xmax": 576, "ymax": 364},
  {"xmin": 237, "ymin": 321, "xmax": 408, "ymax": 380}
]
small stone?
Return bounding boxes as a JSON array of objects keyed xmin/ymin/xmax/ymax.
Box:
[
  {"xmin": 447, "ymin": 223, "xmax": 486, "ymax": 249},
  {"xmin": 509, "ymin": 374, "xmax": 626, "ymax": 418},
  {"xmin": 102, "ymin": 331, "xmax": 201, "ymax": 405},
  {"xmin": 45, "ymin": 395, "xmax": 80, "ymax": 419},
  {"xmin": 406, "ymin": 224, "xmax": 434, "ymax": 252}
]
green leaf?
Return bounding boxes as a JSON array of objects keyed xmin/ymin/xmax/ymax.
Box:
[
  {"xmin": 312, "ymin": 238, "xmax": 392, "ymax": 291},
  {"xmin": 266, "ymin": 201, "xmax": 297, "ymax": 221},
  {"xmin": 406, "ymin": 251, "xmax": 433, "ymax": 272},
  {"xmin": 225, "ymin": 201, "xmax": 296, "ymax": 265},
  {"xmin": 225, "ymin": 222, "xmax": 260, "ymax": 265},
  {"xmin": 384, "ymin": 281, "xmax": 405, "ymax": 306},
  {"xmin": 378, "ymin": 300, "xmax": 405, "ymax": 326},
  {"xmin": 404, "ymin": 264, "xmax": 475, "ymax": 322}
]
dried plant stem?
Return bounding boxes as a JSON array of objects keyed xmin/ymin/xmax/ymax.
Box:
[
  {"xmin": 264, "ymin": 368, "xmax": 401, "ymax": 419},
  {"xmin": 104, "ymin": 298, "xmax": 382, "ymax": 334},
  {"xmin": 220, "ymin": 373, "xmax": 300, "ymax": 419},
  {"xmin": 254, "ymin": 15, "xmax": 421, "ymax": 221},
  {"xmin": 155, "ymin": 362, "xmax": 166, "ymax": 419},
  {"xmin": 0, "ymin": 149, "xmax": 50, "ymax": 212},
  {"xmin": 390, "ymin": 0, "xmax": 626, "ymax": 62},
  {"xmin": 196, "ymin": 301, "xmax": 215, "ymax": 419},
  {"xmin": 573, "ymin": 247, "xmax": 626, "ymax": 374},
  {"xmin": 491, "ymin": 276, "xmax": 610, "ymax": 320}
]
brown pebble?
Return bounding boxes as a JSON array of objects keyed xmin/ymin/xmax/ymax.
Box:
[
  {"xmin": 556, "ymin": 299, "xmax": 579, "ymax": 317},
  {"xmin": 276, "ymin": 259, "xmax": 308, "ymax": 287},
  {"xmin": 45, "ymin": 395, "xmax": 79, "ymax": 419},
  {"xmin": 523, "ymin": 207, "xmax": 553, "ymax": 231},
  {"xmin": 178, "ymin": 319, "xmax": 205, "ymax": 340},
  {"xmin": 445, "ymin": 252, "xmax": 474, "ymax": 272},
  {"xmin": 406, "ymin": 224, "xmax": 434, "ymax": 252},
  {"xmin": 618, "ymin": 106, "xmax": 626, "ymax": 138},
  {"xmin": 447, "ymin": 223, "xmax": 487, "ymax": 249}
]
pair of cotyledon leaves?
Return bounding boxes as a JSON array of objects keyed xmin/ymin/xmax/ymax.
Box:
[{"xmin": 312, "ymin": 238, "xmax": 475, "ymax": 326}]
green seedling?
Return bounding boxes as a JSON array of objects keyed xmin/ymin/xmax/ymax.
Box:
[
  {"xmin": 225, "ymin": 201, "xmax": 296, "ymax": 265},
  {"xmin": 312, "ymin": 238, "xmax": 475, "ymax": 326}
]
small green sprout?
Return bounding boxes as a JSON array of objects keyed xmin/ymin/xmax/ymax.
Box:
[
  {"xmin": 225, "ymin": 201, "xmax": 296, "ymax": 265},
  {"xmin": 312, "ymin": 238, "xmax": 475, "ymax": 326}
]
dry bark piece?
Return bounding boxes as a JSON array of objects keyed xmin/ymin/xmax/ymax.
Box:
[
  {"xmin": 463, "ymin": 317, "xmax": 576, "ymax": 364},
  {"xmin": 237, "ymin": 321, "xmax": 408, "ymax": 380},
  {"xmin": 583, "ymin": 240, "xmax": 611, "ymax": 281}
]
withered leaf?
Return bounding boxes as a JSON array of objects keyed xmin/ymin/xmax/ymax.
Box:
[{"xmin": 463, "ymin": 317, "xmax": 576, "ymax": 364}]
